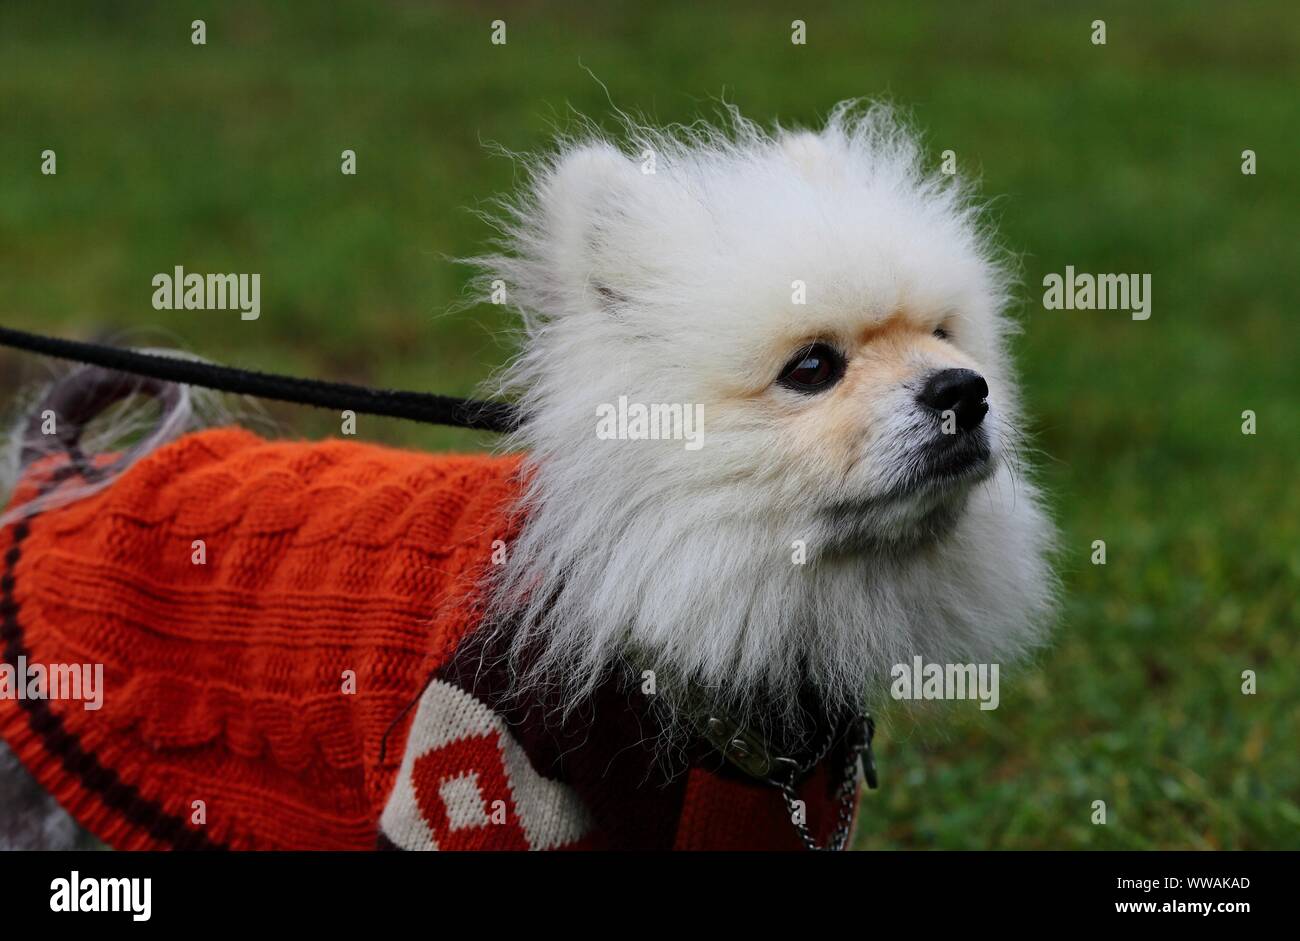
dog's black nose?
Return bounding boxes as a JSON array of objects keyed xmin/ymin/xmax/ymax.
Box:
[{"xmin": 917, "ymin": 368, "xmax": 989, "ymax": 431}]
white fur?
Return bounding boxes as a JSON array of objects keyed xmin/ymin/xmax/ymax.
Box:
[{"xmin": 477, "ymin": 102, "xmax": 1056, "ymax": 741}]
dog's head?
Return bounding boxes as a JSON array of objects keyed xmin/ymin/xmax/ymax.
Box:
[{"xmin": 480, "ymin": 103, "xmax": 1055, "ymax": 737}]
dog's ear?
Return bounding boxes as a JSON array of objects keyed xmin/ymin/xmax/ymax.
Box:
[
  {"xmin": 780, "ymin": 130, "xmax": 844, "ymax": 184},
  {"xmin": 537, "ymin": 142, "xmax": 643, "ymax": 314}
]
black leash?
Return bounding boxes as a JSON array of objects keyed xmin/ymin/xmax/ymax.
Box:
[{"xmin": 0, "ymin": 324, "xmax": 520, "ymax": 434}]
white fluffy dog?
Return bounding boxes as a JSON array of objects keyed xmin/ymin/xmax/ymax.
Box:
[
  {"xmin": 482, "ymin": 102, "xmax": 1056, "ymax": 742},
  {"xmin": 0, "ymin": 102, "xmax": 1055, "ymax": 850}
]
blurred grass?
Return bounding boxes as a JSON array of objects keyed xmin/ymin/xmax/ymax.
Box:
[{"xmin": 1, "ymin": 1, "xmax": 1297, "ymax": 849}]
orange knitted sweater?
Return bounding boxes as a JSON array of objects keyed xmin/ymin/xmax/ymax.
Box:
[{"xmin": 0, "ymin": 429, "xmax": 848, "ymax": 850}]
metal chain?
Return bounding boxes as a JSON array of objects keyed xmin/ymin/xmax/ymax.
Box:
[
  {"xmin": 690, "ymin": 695, "xmax": 877, "ymax": 852},
  {"xmin": 778, "ymin": 713, "xmax": 875, "ymax": 852}
]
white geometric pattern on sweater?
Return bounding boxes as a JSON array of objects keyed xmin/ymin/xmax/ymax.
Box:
[
  {"xmin": 438, "ymin": 772, "xmax": 489, "ymax": 831},
  {"xmin": 379, "ymin": 678, "xmax": 594, "ymax": 850}
]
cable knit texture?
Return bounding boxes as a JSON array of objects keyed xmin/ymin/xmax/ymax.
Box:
[
  {"xmin": 1, "ymin": 428, "xmax": 524, "ymax": 850},
  {"xmin": 0, "ymin": 428, "xmax": 849, "ymax": 850}
]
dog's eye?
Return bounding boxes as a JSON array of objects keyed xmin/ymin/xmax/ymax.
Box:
[
  {"xmin": 933, "ymin": 327, "xmax": 950, "ymax": 341},
  {"xmin": 777, "ymin": 342, "xmax": 846, "ymax": 394}
]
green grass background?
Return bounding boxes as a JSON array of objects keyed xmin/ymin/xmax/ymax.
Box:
[{"xmin": 1, "ymin": 1, "xmax": 1296, "ymax": 849}]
